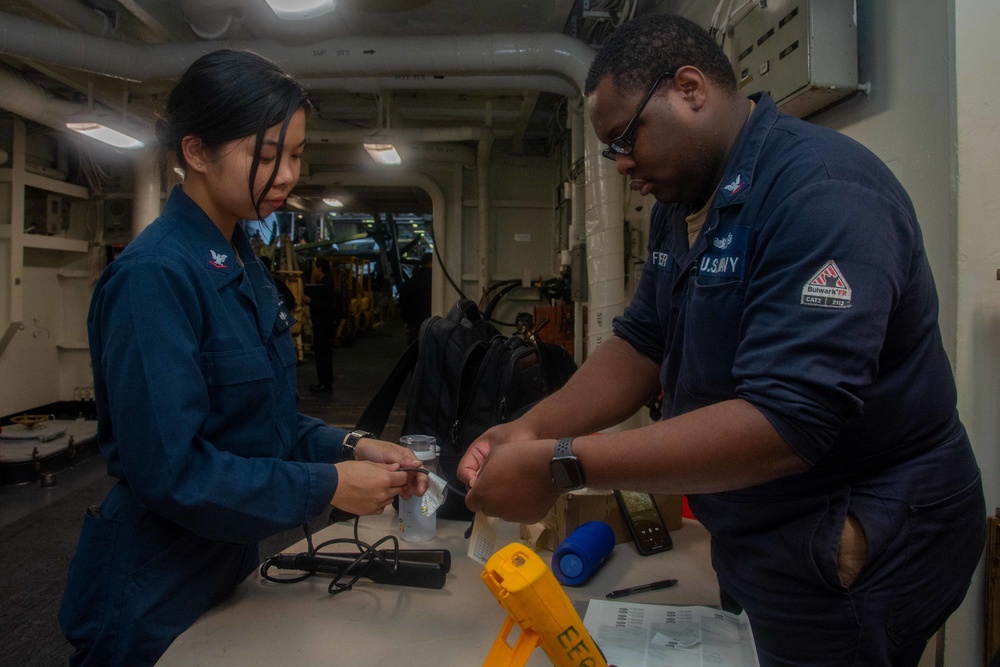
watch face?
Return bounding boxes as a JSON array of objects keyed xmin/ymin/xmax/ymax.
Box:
[{"xmin": 551, "ymin": 457, "xmax": 585, "ymax": 490}]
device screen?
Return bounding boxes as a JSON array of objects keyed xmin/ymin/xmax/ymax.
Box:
[{"xmin": 616, "ymin": 490, "xmax": 672, "ymax": 555}]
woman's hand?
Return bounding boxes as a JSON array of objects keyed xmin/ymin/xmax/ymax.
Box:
[
  {"xmin": 354, "ymin": 437, "xmax": 428, "ymax": 499},
  {"xmin": 331, "ymin": 461, "xmax": 410, "ymax": 515}
]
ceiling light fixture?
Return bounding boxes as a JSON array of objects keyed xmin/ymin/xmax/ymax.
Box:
[
  {"xmin": 323, "ymin": 197, "xmax": 344, "ymax": 207},
  {"xmin": 364, "ymin": 143, "xmax": 402, "ymax": 166},
  {"xmin": 65, "ymin": 108, "xmax": 145, "ymax": 149},
  {"xmin": 264, "ymin": 0, "xmax": 336, "ymax": 20}
]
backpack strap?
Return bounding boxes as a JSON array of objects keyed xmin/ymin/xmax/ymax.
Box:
[
  {"xmin": 354, "ymin": 337, "xmax": 419, "ymax": 437},
  {"xmin": 446, "ymin": 298, "xmax": 482, "ymax": 323}
]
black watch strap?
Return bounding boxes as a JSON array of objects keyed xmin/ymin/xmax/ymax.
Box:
[{"xmin": 342, "ymin": 429, "xmax": 374, "ymax": 461}]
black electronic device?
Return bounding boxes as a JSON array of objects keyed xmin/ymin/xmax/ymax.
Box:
[
  {"xmin": 267, "ymin": 548, "xmax": 451, "ymax": 589},
  {"xmin": 613, "ymin": 490, "xmax": 673, "ymax": 556}
]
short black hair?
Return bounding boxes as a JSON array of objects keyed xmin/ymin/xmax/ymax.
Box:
[
  {"xmin": 584, "ymin": 14, "xmax": 737, "ymax": 96},
  {"xmin": 156, "ymin": 49, "xmax": 312, "ymax": 220}
]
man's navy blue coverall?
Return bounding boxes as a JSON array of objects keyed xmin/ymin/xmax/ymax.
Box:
[
  {"xmin": 59, "ymin": 186, "xmax": 348, "ymax": 666},
  {"xmin": 613, "ymin": 93, "xmax": 985, "ymax": 666}
]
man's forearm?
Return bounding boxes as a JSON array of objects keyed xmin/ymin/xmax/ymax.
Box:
[
  {"xmin": 520, "ymin": 336, "xmax": 661, "ymax": 439},
  {"xmin": 578, "ymin": 398, "xmax": 810, "ymax": 494}
]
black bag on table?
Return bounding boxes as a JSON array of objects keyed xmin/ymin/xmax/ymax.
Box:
[{"xmin": 356, "ymin": 298, "xmax": 577, "ymax": 519}]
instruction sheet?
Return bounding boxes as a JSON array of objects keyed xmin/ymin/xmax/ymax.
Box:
[{"xmin": 583, "ymin": 600, "xmax": 760, "ymax": 667}]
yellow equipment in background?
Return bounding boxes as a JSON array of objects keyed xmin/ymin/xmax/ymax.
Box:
[
  {"xmin": 268, "ymin": 235, "xmax": 305, "ymax": 361},
  {"xmin": 329, "ymin": 256, "xmax": 377, "ymax": 346},
  {"xmin": 481, "ymin": 543, "xmax": 607, "ymax": 667}
]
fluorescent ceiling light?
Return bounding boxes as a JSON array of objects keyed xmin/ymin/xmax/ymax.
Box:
[
  {"xmin": 363, "ymin": 143, "xmax": 402, "ymax": 165},
  {"xmin": 265, "ymin": 0, "xmax": 336, "ymax": 20},
  {"xmin": 66, "ymin": 109, "xmax": 145, "ymax": 149},
  {"xmin": 323, "ymin": 197, "xmax": 344, "ymax": 207}
]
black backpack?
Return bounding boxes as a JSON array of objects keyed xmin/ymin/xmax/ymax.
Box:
[{"xmin": 357, "ymin": 299, "xmax": 577, "ymax": 519}]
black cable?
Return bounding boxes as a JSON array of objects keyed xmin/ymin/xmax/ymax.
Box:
[
  {"xmin": 259, "ymin": 470, "xmax": 467, "ymax": 594},
  {"xmin": 423, "ymin": 214, "xmax": 469, "ymax": 302},
  {"xmin": 483, "ymin": 281, "xmax": 525, "ymax": 319},
  {"xmin": 477, "ymin": 278, "xmax": 521, "ymax": 311},
  {"xmin": 260, "ymin": 514, "xmax": 402, "ymax": 595}
]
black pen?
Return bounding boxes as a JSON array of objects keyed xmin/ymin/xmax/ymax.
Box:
[{"xmin": 605, "ymin": 578, "xmax": 678, "ymax": 599}]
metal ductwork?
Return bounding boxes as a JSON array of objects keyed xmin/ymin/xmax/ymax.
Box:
[
  {"xmin": 310, "ymin": 126, "xmax": 488, "ymax": 145},
  {"xmin": 22, "ymin": 0, "xmax": 112, "ymax": 35},
  {"xmin": 0, "ymin": 9, "xmax": 625, "ymax": 356},
  {"xmin": 181, "ymin": 0, "xmax": 340, "ymax": 43},
  {"xmin": 302, "ymin": 75, "xmax": 579, "ymax": 98},
  {"xmin": 0, "ymin": 67, "xmax": 86, "ymax": 130},
  {"xmin": 0, "ymin": 12, "xmax": 593, "ymax": 86}
]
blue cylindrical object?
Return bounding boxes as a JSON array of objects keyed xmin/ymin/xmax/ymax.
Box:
[{"xmin": 552, "ymin": 521, "xmax": 615, "ymax": 586}]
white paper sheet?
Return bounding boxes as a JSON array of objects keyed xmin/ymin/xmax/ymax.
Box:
[{"xmin": 583, "ymin": 600, "xmax": 760, "ymax": 667}]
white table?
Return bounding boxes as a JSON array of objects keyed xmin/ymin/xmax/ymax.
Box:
[{"xmin": 158, "ymin": 515, "xmax": 718, "ymax": 666}]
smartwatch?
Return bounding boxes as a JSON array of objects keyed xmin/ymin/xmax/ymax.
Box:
[
  {"xmin": 342, "ymin": 429, "xmax": 374, "ymax": 461},
  {"xmin": 550, "ymin": 437, "xmax": 586, "ymax": 491}
]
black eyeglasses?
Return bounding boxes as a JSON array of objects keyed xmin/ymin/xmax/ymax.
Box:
[{"xmin": 601, "ymin": 71, "xmax": 675, "ymax": 161}]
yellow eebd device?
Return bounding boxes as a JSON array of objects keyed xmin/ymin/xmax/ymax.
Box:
[{"xmin": 481, "ymin": 543, "xmax": 608, "ymax": 667}]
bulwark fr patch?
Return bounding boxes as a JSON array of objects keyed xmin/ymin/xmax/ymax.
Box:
[{"xmin": 801, "ymin": 260, "xmax": 852, "ymax": 308}]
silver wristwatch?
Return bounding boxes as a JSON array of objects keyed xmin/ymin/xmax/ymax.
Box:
[{"xmin": 342, "ymin": 429, "xmax": 373, "ymax": 461}]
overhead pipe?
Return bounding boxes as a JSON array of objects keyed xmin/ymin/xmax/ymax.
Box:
[
  {"xmin": 180, "ymin": 0, "xmax": 243, "ymax": 40},
  {"xmin": 0, "ymin": 67, "xmax": 87, "ymax": 131},
  {"xmin": 309, "ymin": 126, "xmax": 488, "ymax": 145},
  {"xmin": 0, "ymin": 69, "xmax": 160, "ymax": 245},
  {"xmin": 0, "ymin": 13, "xmax": 593, "ymax": 86},
  {"xmin": 22, "ymin": 0, "xmax": 111, "ymax": 36},
  {"xmin": 302, "ymin": 75, "xmax": 579, "ymax": 98},
  {"xmin": 181, "ymin": 0, "xmax": 337, "ymax": 44},
  {"xmin": 399, "ymin": 143, "xmax": 477, "ymax": 169},
  {"xmin": 307, "ymin": 127, "xmax": 498, "ymax": 171},
  {"xmin": 0, "ymin": 10, "xmax": 625, "ymax": 356},
  {"xmin": 476, "ymin": 128, "xmax": 494, "ymax": 298}
]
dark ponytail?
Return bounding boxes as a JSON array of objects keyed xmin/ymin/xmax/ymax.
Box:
[{"xmin": 156, "ymin": 49, "xmax": 311, "ymax": 219}]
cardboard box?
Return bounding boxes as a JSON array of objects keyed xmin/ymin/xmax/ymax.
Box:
[{"xmin": 523, "ymin": 490, "xmax": 683, "ymax": 552}]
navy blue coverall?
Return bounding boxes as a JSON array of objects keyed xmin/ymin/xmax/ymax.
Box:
[
  {"xmin": 613, "ymin": 93, "xmax": 985, "ymax": 666},
  {"xmin": 59, "ymin": 186, "xmax": 347, "ymax": 666}
]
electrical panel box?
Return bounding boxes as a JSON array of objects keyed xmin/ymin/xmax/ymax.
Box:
[
  {"xmin": 730, "ymin": 0, "xmax": 858, "ymax": 118},
  {"xmin": 24, "ymin": 189, "xmax": 66, "ymax": 235},
  {"xmin": 45, "ymin": 194, "xmax": 63, "ymax": 234}
]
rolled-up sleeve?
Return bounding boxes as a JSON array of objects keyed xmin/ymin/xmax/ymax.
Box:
[{"xmin": 735, "ymin": 181, "xmax": 914, "ymax": 464}]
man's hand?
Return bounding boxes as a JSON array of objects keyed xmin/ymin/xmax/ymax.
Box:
[
  {"xmin": 464, "ymin": 439, "xmax": 559, "ymax": 524},
  {"xmin": 331, "ymin": 462, "xmax": 411, "ymax": 515},
  {"xmin": 457, "ymin": 421, "xmax": 539, "ymax": 489}
]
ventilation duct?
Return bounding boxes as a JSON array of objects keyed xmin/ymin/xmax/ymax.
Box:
[
  {"xmin": 302, "ymin": 75, "xmax": 579, "ymax": 98},
  {"xmin": 0, "ymin": 68, "xmax": 87, "ymax": 130},
  {"xmin": 0, "ymin": 10, "xmax": 625, "ymax": 357},
  {"xmin": 0, "ymin": 13, "xmax": 592, "ymax": 86},
  {"xmin": 22, "ymin": 0, "xmax": 112, "ymax": 35}
]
